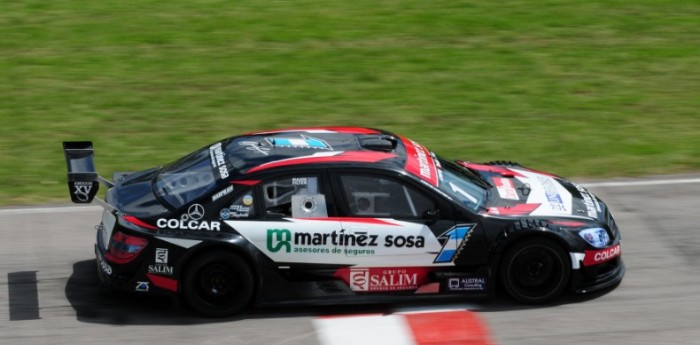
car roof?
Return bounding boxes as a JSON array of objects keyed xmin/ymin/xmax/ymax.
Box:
[{"xmin": 225, "ymin": 126, "xmax": 439, "ymax": 187}]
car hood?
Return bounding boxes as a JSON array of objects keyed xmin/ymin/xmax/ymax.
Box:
[
  {"xmin": 106, "ymin": 167, "xmax": 169, "ymax": 217},
  {"xmin": 460, "ymin": 162, "xmax": 606, "ymax": 220}
]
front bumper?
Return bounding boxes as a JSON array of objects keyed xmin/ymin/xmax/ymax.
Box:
[{"xmin": 572, "ymin": 257, "xmax": 625, "ymax": 293}]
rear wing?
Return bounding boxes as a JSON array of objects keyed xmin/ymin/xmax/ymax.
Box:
[{"xmin": 63, "ymin": 141, "xmax": 114, "ymax": 209}]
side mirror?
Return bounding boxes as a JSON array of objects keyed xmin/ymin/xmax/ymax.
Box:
[{"xmin": 423, "ymin": 209, "xmax": 440, "ymax": 224}]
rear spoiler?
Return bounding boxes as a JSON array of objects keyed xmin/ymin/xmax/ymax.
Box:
[{"xmin": 63, "ymin": 141, "xmax": 114, "ymax": 210}]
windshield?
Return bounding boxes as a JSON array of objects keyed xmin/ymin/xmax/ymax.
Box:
[
  {"xmin": 154, "ymin": 142, "xmax": 225, "ymax": 208},
  {"xmin": 437, "ymin": 158, "xmax": 489, "ymax": 212}
]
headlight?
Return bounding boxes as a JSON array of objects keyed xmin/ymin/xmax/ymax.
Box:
[{"xmin": 579, "ymin": 228, "xmax": 610, "ymax": 248}]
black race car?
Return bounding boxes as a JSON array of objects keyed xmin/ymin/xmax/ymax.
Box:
[{"xmin": 63, "ymin": 126, "xmax": 623, "ymax": 317}]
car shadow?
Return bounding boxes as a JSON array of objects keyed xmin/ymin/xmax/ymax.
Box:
[{"xmin": 65, "ymin": 259, "xmax": 619, "ymax": 325}]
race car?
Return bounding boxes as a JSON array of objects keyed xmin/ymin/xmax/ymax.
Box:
[{"xmin": 63, "ymin": 126, "xmax": 623, "ymax": 317}]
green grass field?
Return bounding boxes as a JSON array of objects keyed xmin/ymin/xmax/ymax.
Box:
[{"xmin": 1, "ymin": 0, "xmax": 699, "ymax": 205}]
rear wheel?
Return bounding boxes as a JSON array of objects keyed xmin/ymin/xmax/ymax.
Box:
[
  {"xmin": 183, "ymin": 250, "xmax": 254, "ymax": 317},
  {"xmin": 499, "ymin": 238, "xmax": 570, "ymax": 304}
]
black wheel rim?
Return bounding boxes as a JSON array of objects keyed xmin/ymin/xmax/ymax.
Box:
[
  {"xmin": 508, "ymin": 245, "xmax": 564, "ymax": 299},
  {"xmin": 194, "ymin": 262, "xmax": 241, "ymax": 307}
]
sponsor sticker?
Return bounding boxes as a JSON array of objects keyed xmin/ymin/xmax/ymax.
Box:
[
  {"xmin": 265, "ymin": 228, "xmax": 423, "ymax": 256},
  {"xmin": 135, "ymin": 281, "xmax": 149, "ymax": 292},
  {"xmin": 292, "ymin": 177, "xmax": 308, "ymax": 186},
  {"xmin": 338, "ymin": 267, "xmax": 430, "ymax": 292},
  {"xmin": 229, "ymin": 218, "xmax": 445, "ymax": 266},
  {"xmin": 212, "ymin": 186, "xmax": 234, "ymax": 202},
  {"xmin": 156, "ymin": 218, "xmax": 221, "ymax": 231},
  {"xmin": 220, "ymin": 208, "xmax": 231, "ymax": 220},
  {"xmin": 446, "ymin": 277, "xmax": 486, "ymax": 292},
  {"xmin": 72, "ymin": 181, "xmax": 95, "ymax": 202},
  {"xmin": 149, "ymin": 248, "xmax": 174, "ymax": 275},
  {"xmin": 576, "ymin": 185, "xmax": 600, "ymax": 218},
  {"xmin": 97, "ymin": 253, "xmax": 112, "ymax": 276},
  {"xmin": 186, "ymin": 204, "xmax": 205, "ymax": 221},
  {"xmin": 493, "ymin": 177, "xmax": 519, "ymax": 200},
  {"xmin": 537, "ymin": 176, "xmax": 568, "ymax": 212},
  {"xmin": 209, "ymin": 142, "xmax": 229, "ymax": 179},
  {"xmin": 242, "ymin": 195, "xmax": 253, "ymax": 206},
  {"xmin": 230, "ymin": 205, "xmax": 250, "ymax": 218},
  {"xmin": 148, "ymin": 264, "xmax": 174, "ymax": 275},
  {"xmin": 155, "ymin": 248, "xmax": 168, "ymax": 264},
  {"xmin": 583, "ymin": 244, "xmax": 621, "ymax": 266},
  {"xmin": 267, "ymin": 229, "xmax": 292, "ymax": 253},
  {"xmin": 401, "ymin": 137, "xmax": 439, "ymax": 187}
]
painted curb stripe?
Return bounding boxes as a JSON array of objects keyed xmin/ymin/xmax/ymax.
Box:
[
  {"xmin": 313, "ymin": 310, "xmax": 493, "ymax": 345},
  {"xmin": 404, "ymin": 310, "xmax": 493, "ymax": 345},
  {"xmin": 314, "ymin": 314, "xmax": 416, "ymax": 345}
]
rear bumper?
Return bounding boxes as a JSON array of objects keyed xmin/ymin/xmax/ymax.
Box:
[{"xmin": 95, "ymin": 244, "xmax": 131, "ymax": 291}]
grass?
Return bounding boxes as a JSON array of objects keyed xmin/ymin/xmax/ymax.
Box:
[{"xmin": 1, "ymin": 0, "xmax": 699, "ymax": 205}]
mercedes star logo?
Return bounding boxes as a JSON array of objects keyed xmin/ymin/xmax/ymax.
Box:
[{"xmin": 188, "ymin": 204, "xmax": 205, "ymax": 221}]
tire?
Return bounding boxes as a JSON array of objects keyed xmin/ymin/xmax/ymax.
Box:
[
  {"xmin": 183, "ymin": 250, "xmax": 255, "ymax": 317},
  {"xmin": 499, "ymin": 238, "xmax": 570, "ymax": 304}
]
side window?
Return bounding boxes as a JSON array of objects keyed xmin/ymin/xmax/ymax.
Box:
[
  {"xmin": 220, "ymin": 190, "xmax": 257, "ymax": 220},
  {"xmin": 340, "ymin": 175, "xmax": 435, "ymax": 219},
  {"xmin": 262, "ymin": 176, "xmax": 327, "ymax": 218}
]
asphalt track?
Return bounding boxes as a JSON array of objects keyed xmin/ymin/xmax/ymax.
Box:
[{"xmin": 1, "ymin": 174, "xmax": 700, "ymax": 344}]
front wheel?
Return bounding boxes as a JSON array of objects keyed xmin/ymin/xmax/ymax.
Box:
[
  {"xmin": 499, "ymin": 238, "xmax": 570, "ymax": 304},
  {"xmin": 183, "ymin": 250, "xmax": 254, "ymax": 317}
]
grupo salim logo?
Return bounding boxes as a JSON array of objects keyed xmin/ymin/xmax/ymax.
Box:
[
  {"xmin": 347, "ymin": 268, "xmax": 422, "ymax": 292},
  {"xmin": 350, "ymin": 268, "xmax": 369, "ymax": 291}
]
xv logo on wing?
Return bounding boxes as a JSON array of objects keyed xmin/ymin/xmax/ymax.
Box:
[{"xmin": 69, "ymin": 181, "xmax": 98, "ymax": 203}]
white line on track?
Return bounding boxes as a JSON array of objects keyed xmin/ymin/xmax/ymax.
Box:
[
  {"xmin": 0, "ymin": 176, "xmax": 698, "ymax": 215},
  {"xmin": 582, "ymin": 178, "xmax": 700, "ymax": 188},
  {"xmin": 0, "ymin": 205, "xmax": 101, "ymax": 216}
]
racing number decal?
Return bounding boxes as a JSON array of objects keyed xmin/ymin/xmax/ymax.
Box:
[{"xmin": 434, "ymin": 225, "xmax": 474, "ymax": 263}]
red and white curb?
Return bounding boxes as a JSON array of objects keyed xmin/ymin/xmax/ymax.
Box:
[{"xmin": 313, "ymin": 310, "xmax": 494, "ymax": 345}]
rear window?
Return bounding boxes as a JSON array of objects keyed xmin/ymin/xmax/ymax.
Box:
[{"xmin": 155, "ymin": 143, "xmax": 223, "ymax": 208}]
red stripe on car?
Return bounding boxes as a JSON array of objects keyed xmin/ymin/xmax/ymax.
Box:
[
  {"xmin": 486, "ymin": 203, "xmax": 541, "ymax": 216},
  {"xmin": 457, "ymin": 161, "xmax": 526, "ymax": 178},
  {"xmin": 246, "ymin": 151, "xmax": 397, "ymax": 174},
  {"xmin": 122, "ymin": 215, "xmax": 158, "ymax": 230},
  {"xmin": 231, "ymin": 180, "xmax": 261, "ymax": 186},
  {"xmin": 147, "ymin": 273, "xmax": 178, "ymax": 292},
  {"xmin": 247, "ymin": 127, "xmax": 381, "ymax": 135},
  {"xmin": 302, "ymin": 217, "xmax": 400, "ymax": 226}
]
